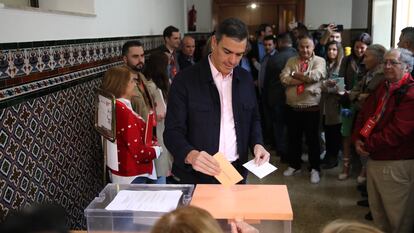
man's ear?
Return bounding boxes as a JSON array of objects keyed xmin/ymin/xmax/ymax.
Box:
[{"xmin": 122, "ymin": 56, "xmax": 127, "ymax": 64}]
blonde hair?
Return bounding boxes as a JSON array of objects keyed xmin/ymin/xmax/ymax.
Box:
[
  {"xmin": 322, "ymin": 220, "xmax": 384, "ymax": 233},
  {"xmin": 101, "ymin": 65, "xmax": 132, "ymax": 98},
  {"xmin": 151, "ymin": 206, "xmax": 223, "ymax": 233}
]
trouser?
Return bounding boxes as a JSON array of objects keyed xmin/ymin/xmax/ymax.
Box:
[
  {"xmin": 286, "ymin": 107, "xmax": 321, "ymax": 171},
  {"xmin": 270, "ymin": 104, "xmax": 287, "ymax": 157},
  {"xmin": 322, "ymin": 121, "xmax": 342, "ymax": 162},
  {"xmin": 260, "ymin": 93, "xmax": 274, "ymax": 145},
  {"xmin": 367, "ymin": 159, "xmax": 414, "ymax": 233}
]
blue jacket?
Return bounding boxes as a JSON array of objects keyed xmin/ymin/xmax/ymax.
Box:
[{"xmin": 164, "ymin": 57, "xmax": 263, "ymax": 183}]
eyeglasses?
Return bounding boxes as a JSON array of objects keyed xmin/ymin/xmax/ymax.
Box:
[{"xmin": 382, "ymin": 60, "xmax": 402, "ymax": 66}]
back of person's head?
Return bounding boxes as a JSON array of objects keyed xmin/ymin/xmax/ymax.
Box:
[
  {"xmin": 294, "ymin": 23, "xmax": 309, "ymax": 35},
  {"xmin": 215, "ymin": 18, "xmax": 248, "ymax": 43},
  {"xmin": 122, "ymin": 40, "xmax": 143, "ymax": 57},
  {"xmin": 366, "ymin": 44, "xmax": 387, "ymax": 63},
  {"xmin": 321, "ymin": 220, "xmax": 384, "ymax": 233},
  {"xmin": 163, "ymin": 25, "xmax": 180, "ymax": 39},
  {"xmin": 101, "ymin": 66, "xmax": 132, "ymax": 98},
  {"xmin": 151, "ymin": 206, "xmax": 223, "ymax": 233},
  {"xmin": 144, "ymin": 51, "xmax": 170, "ymax": 96},
  {"xmin": 0, "ymin": 203, "xmax": 68, "ymax": 233},
  {"xmin": 277, "ymin": 32, "xmax": 293, "ymax": 48}
]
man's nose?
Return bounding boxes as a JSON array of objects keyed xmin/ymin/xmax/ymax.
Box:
[{"xmin": 229, "ymin": 55, "xmax": 238, "ymax": 65}]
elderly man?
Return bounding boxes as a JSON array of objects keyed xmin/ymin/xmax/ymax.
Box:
[
  {"xmin": 280, "ymin": 34, "xmax": 326, "ymax": 183},
  {"xmin": 353, "ymin": 48, "xmax": 414, "ymax": 233},
  {"xmin": 164, "ymin": 18, "xmax": 270, "ymax": 184},
  {"xmin": 178, "ymin": 35, "xmax": 196, "ymax": 70}
]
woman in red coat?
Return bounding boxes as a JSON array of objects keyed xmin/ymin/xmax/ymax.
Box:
[{"xmin": 101, "ymin": 66, "xmax": 162, "ymax": 184}]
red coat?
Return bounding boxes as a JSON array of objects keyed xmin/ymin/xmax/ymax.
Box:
[
  {"xmin": 353, "ymin": 74, "xmax": 414, "ymax": 160},
  {"xmin": 110, "ymin": 100, "xmax": 156, "ymax": 176}
]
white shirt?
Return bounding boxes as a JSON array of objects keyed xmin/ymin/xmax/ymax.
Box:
[{"xmin": 208, "ymin": 56, "xmax": 239, "ymax": 162}]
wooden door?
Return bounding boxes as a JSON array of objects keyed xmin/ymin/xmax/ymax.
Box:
[{"xmin": 278, "ymin": 4, "xmax": 297, "ymax": 34}]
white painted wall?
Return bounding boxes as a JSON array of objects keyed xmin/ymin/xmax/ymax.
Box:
[
  {"xmin": 39, "ymin": 0, "xmax": 95, "ymax": 15},
  {"xmin": 0, "ymin": 0, "xmax": 212, "ymax": 43},
  {"xmin": 372, "ymin": 0, "xmax": 392, "ymax": 47},
  {"xmin": 185, "ymin": 0, "xmax": 212, "ymax": 33},
  {"xmin": 305, "ymin": 0, "xmax": 368, "ymax": 30},
  {"xmin": 0, "ymin": 0, "xmax": 29, "ymax": 7},
  {"xmin": 351, "ymin": 0, "xmax": 368, "ymax": 29}
]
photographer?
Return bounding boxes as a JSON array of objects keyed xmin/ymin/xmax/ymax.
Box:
[{"xmin": 315, "ymin": 23, "xmax": 343, "ymax": 57}]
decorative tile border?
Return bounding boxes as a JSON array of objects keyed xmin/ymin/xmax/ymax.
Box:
[
  {"xmin": 0, "ymin": 61, "xmax": 122, "ymax": 101},
  {"xmin": 0, "ymin": 33, "xmax": 210, "ymax": 102},
  {"xmin": 0, "ymin": 37, "xmax": 164, "ymax": 80}
]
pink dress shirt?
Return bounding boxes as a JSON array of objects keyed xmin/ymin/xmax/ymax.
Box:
[{"xmin": 208, "ymin": 56, "xmax": 238, "ymax": 162}]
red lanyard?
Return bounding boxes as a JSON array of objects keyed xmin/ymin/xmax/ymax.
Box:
[
  {"xmin": 296, "ymin": 60, "xmax": 308, "ymax": 95},
  {"xmin": 360, "ymin": 73, "xmax": 410, "ymax": 138}
]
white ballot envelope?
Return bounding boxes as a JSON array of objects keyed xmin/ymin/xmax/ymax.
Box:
[{"xmin": 243, "ymin": 159, "xmax": 277, "ymax": 179}]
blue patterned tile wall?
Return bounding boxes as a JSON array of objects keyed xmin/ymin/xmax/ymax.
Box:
[{"xmin": 0, "ymin": 77, "xmax": 105, "ymax": 229}]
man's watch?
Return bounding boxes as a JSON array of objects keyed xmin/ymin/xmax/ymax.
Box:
[{"xmin": 291, "ymin": 71, "xmax": 296, "ymax": 77}]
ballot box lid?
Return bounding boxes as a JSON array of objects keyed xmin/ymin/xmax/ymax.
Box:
[{"xmin": 190, "ymin": 184, "xmax": 293, "ymax": 221}]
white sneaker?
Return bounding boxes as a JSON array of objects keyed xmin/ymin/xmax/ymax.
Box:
[
  {"xmin": 283, "ymin": 167, "xmax": 301, "ymax": 176},
  {"xmin": 310, "ymin": 169, "xmax": 320, "ymax": 184}
]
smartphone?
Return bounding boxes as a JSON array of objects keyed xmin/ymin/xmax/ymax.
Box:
[{"xmin": 336, "ymin": 24, "xmax": 344, "ymax": 32}]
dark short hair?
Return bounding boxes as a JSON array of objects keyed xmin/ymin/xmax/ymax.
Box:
[
  {"xmin": 163, "ymin": 25, "xmax": 179, "ymax": 39},
  {"xmin": 401, "ymin": 27, "xmax": 414, "ymax": 44},
  {"xmin": 277, "ymin": 32, "xmax": 292, "ymax": 44},
  {"xmin": 122, "ymin": 40, "xmax": 143, "ymax": 56},
  {"xmin": 215, "ymin": 18, "xmax": 248, "ymax": 42},
  {"xmin": 263, "ymin": 35, "xmax": 276, "ymax": 43},
  {"xmin": 256, "ymin": 23, "xmax": 271, "ymax": 36}
]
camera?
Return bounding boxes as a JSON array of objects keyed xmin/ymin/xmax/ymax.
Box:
[
  {"xmin": 336, "ymin": 24, "xmax": 344, "ymax": 32},
  {"xmin": 322, "ymin": 24, "xmax": 344, "ymax": 32}
]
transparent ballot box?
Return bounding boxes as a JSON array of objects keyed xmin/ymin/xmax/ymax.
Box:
[
  {"xmin": 84, "ymin": 184, "xmax": 195, "ymax": 233},
  {"xmin": 190, "ymin": 184, "xmax": 293, "ymax": 233}
]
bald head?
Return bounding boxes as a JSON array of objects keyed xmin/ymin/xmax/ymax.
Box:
[{"xmin": 182, "ymin": 35, "xmax": 195, "ymax": 57}]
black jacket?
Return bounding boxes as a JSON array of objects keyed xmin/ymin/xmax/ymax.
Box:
[
  {"xmin": 164, "ymin": 58, "xmax": 263, "ymax": 184},
  {"xmin": 263, "ymin": 47, "xmax": 297, "ymax": 107}
]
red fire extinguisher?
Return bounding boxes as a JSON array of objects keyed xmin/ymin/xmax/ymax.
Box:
[{"xmin": 188, "ymin": 5, "xmax": 197, "ymax": 31}]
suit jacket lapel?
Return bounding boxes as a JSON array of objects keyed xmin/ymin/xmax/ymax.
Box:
[{"xmin": 201, "ymin": 58, "xmax": 220, "ymax": 108}]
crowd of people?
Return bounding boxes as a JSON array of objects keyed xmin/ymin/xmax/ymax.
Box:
[{"xmin": 98, "ymin": 18, "xmax": 414, "ymax": 233}]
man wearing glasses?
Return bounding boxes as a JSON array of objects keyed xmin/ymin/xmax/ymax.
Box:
[{"xmin": 353, "ymin": 48, "xmax": 414, "ymax": 233}]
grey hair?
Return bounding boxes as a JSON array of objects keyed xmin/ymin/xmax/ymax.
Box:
[
  {"xmin": 398, "ymin": 48, "xmax": 414, "ymax": 73},
  {"xmin": 386, "ymin": 48, "xmax": 414, "ymax": 73},
  {"xmin": 367, "ymin": 44, "xmax": 386, "ymax": 63}
]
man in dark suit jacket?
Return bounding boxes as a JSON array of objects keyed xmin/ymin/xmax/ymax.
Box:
[
  {"xmin": 263, "ymin": 33, "xmax": 297, "ymax": 162},
  {"xmin": 178, "ymin": 35, "xmax": 196, "ymax": 70},
  {"xmin": 164, "ymin": 18, "xmax": 270, "ymax": 184}
]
